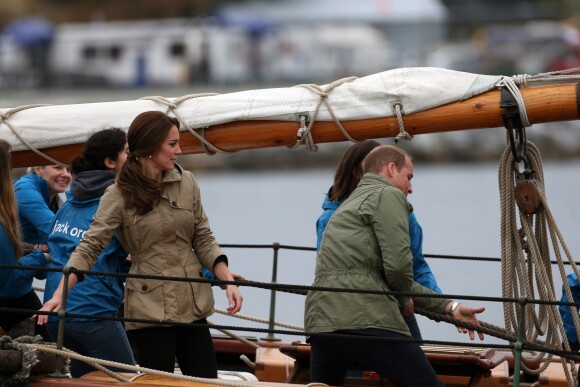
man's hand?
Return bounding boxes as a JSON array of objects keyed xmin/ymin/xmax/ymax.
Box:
[{"xmin": 449, "ymin": 302, "xmax": 485, "ymax": 340}]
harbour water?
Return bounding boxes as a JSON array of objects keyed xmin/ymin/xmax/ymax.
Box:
[
  {"xmin": 199, "ymin": 160, "xmax": 580, "ymax": 345},
  {"xmin": 30, "ymin": 158, "xmax": 580, "ymax": 346}
]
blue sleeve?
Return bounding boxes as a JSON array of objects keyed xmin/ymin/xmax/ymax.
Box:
[
  {"xmin": 316, "ymin": 211, "xmax": 332, "ymax": 252},
  {"xmin": 0, "ymin": 225, "xmax": 46, "ymax": 298},
  {"xmin": 202, "ymin": 266, "xmax": 218, "ymax": 284},
  {"xmin": 559, "ymin": 274, "xmax": 580, "ymax": 344},
  {"xmin": 409, "ymin": 212, "xmax": 442, "ymax": 294},
  {"xmin": 16, "ymin": 183, "xmax": 55, "ymax": 241}
]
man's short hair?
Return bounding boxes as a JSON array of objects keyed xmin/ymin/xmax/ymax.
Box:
[{"xmin": 363, "ymin": 145, "xmax": 409, "ymax": 174}]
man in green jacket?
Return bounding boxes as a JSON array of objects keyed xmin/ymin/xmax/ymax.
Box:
[{"xmin": 305, "ymin": 145, "xmax": 485, "ymax": 386}]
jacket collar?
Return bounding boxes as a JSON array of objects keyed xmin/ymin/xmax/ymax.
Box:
[
  {"xmin": 359, "ymin": 172, "xmax": 395, "ymax": 188},
  {"xmin": 161, "ymin": 163, "xmax": 184, "ymax": 183}
]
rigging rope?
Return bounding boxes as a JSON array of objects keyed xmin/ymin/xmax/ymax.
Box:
[
  {"xmin": 498, "ymin": 140, "xmax": 580, "ymax": 385},
  {"xmin": 139, "ymin": 93, "xmax": 230, "ymax": 155},
  {"xmin": 0, "ymin": 335, "xmax": 44, "ymax": 383},
  {"xmin": 291, "ymin": 76, "xmax": 358, "ymax": 151},
  {"xmin": 25, "ymin": 343, "xmax": 261, "ymax": 387},
  {"xmin": 0, "ymin": 104, "xmax": 66, "ymax": 166}
]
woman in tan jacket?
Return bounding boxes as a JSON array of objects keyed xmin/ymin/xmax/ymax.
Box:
[{"xmin": 39, "ymin": 111, "xmax": 243, "ymax": 377}]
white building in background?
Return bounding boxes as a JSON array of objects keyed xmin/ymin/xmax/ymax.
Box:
[
  {"xmin": 1, "ymin": 18, "xmax": 255, "ymax": 87},
  {"xmin": 0, "ymin": 0, "xmax": 448, "ymax": 88},
  {"xmin": 218, "ymin": 0, "xmax": 448, "ymax": 71},
  {"xmin": 49, "ymin": 19, "xmax": 206, "ymax": 87}
]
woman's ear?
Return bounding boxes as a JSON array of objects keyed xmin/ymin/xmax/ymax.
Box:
[{"xmin": 104, "ymin": 157, "xmax": 116, "ymax": 170}]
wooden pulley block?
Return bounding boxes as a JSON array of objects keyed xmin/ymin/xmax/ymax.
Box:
[{"xmin": 514, "ymin": 179, "xmax": 543, "ymax": 214}]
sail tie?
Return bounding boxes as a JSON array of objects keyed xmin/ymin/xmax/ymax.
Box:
[
  {"xmin": 393, "ymin": 102, "xmax": 413, "ymax": 143},
  {"xmin": 290, "ymin": 76, "xmax": 359, "ymax": 151},
  {"xmin": 139, "ymin": 93, "xmax": 232, "ymax": 155},
  {"xmin": 0, "ymin": 104, "xmax": 66, "ymax": 166},
  {"xmin": 499, "ymin": 66, "xmax": 580, "ymax": 131}
]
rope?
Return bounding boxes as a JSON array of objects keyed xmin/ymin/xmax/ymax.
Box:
[
  {"xmin": 0, "ymin": 104, "xmax": 67, "ymax": 166},
  {"xmin": 509, "ymin": 66, "xmax": 580, "ymax": 86},
  {"xmin": 393, "ymin": 102, "xmax": 413, "ymax": 143},
  {"xmin": 207, "ymin": 320, "xmax": 261, "ymax": 350},
  {"xmin": 0, "ymin": 336, "xmax": 65, "ymax": 383},
  {"xmin": 139, "ymin": 93, "xmax": 232, "ymax": 155},
  {"xmin": 26, "ymin": 343, "xmax": 264, "ymax": 387},
  {"xmin": 214, "ymin": 308, "xmax": 304, "ymax": 331},
  {"xmin": 291, "ymin": 76, "xmax": 358, "ymax": 151},
  {"xmin": 499, "ymin": 67, "xmax": 580, "ymax": 129},
  {"xmin": 498, "ymin": 140, "xmax": 579, "ymax": 384}
]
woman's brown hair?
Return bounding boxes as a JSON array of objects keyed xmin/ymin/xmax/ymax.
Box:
[
  {"xmin": 117, "ymin": 111, "xmax": 179, "ymax": 215},
  {"xmin": 329, "ymin": 139, "xmax": 381, "ymax": 202},
  {"xmin": 0, "ymin": 140, "xmax": 22, "ymax": 256}
]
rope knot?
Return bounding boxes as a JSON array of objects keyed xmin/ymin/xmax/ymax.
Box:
[
  {"xmin": 0, "ymin": 112, "xmax": 8, "ymax": 122},
  {"xmin": 511, "ymin": 74, "xmax": 529, "ymax": 86}
]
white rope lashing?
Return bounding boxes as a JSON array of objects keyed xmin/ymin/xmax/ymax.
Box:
[
  {"xmin": 499, "ymin": 66, "xmax": 580, "ymax": 129},
  {"xmin": 393, "ymin": 102, "xmax": 413, "ymax": 143},
  {"xmin": 291, "ymin": 76, "xmax": 359, "ymax": 152},
  {"xmin": 0, "ymin": 104, "xmax": 67, "ymax": 166},
  {"xmin": 139, "ymin": 93, "xmax": 231, "ymax": 155}
]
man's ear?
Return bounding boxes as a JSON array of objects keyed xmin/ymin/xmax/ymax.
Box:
[
  {"xmin": 385, "ymin": 162, "xmax": 396, "ymax": 177},
  {"xmin": 104, "ymin": 157, "xmax": 116, "ymax": 170}
]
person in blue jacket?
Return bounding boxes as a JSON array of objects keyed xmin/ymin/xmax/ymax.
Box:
[
  {"xmin": 0, "ymin": 139, "xmax": 51, "ymax": 341},
  {"xmin": 42, "ymin": 128, "xmax": 136, "ymax": 377},
  {"xmin": 316, "ymin": 140, "xmax": 442, "ymax": 339},
  {"xmin": 14, "ymin": 163, "xmax": 71, "ymax": 245},
  {"xmin": 559, "ymin": 273, "xmax": 580, "ymax": 351}
]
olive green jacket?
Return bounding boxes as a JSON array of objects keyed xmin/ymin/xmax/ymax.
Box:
[
  {"xmin": 305, "ymin": 173, "xmax": 450, "ymax": 336},
  {"xmin": 68, "ymin": 164, "xmax": 224, "ymax": 330}
]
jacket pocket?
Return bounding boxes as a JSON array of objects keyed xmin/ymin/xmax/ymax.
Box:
[
  {"xmin": 125, "ymin": 278, "xmax": 165, "ymax": 321},
  {"xmin": 184, "ymin": 265, "xmax": 214, "ymax": 315}
]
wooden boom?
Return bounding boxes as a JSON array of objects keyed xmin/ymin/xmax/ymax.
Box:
[{"xmin": 10, "ymin": 82, "xmax": 580, "ymax": 168}]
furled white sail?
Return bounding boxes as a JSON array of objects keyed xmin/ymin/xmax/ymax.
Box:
[{"xmin": 1, "ymin": 67, "xmax": 501, "ymax": 152}]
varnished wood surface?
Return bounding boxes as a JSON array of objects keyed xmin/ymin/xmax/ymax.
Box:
[{"xmin": 10, "ymin": 83, "xmax": 579, "ymax": 168}]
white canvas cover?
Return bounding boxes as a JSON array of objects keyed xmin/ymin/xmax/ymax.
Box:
[{"xmin": 0, "ymin": 67, "xmax": 501, "ymax": 152}]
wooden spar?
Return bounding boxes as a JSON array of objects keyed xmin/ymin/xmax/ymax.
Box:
[{"xmin": 10, "ymin": 82, "xmax": 580, "ymax": 168}]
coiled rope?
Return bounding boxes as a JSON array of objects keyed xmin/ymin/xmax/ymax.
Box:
[
  {"xmin": 0, "ymin": 335, "xmax": 65, "ymax": 384},
  {"xmin": 498, "ymin": 141, "xmax": 580, "ymax": 385}
]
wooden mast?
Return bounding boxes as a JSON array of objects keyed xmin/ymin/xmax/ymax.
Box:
[{"xmin": 10, "ymin": 82, "xmax": 580, "ymax": 168}]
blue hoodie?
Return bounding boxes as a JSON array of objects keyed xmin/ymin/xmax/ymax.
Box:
[
  {"xmin": 45, "ymin": 170, "xmax": 130, "ymax": 322},
  {"xmin": 0, "ymin": 223, "xmax": 46, "ymax": 300},
  {"xmin": 14, "ymin": 173, "xmax": 58, "ymax": 245},
  {"xmin": 316, "ymin": 191, "xmax": 442, "ymax": 293},
  {"xmin": 559, "ymin": 274, "xmax": 580, "ymax": 345}
]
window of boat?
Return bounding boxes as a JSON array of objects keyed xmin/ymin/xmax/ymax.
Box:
[
  {"xmin": 82, "ymin": 45, "xmax": 97, "ymax": 61},
  {"xmin": 110, "ymin": 46, "xmax": 122, "ymax": 60},
  {"xmin": 170, "ymin": 42, "xmax": 185, "ymax": 58}
]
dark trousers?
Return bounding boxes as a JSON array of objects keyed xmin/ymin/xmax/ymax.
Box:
[
  {"xmin": 310, "ymin": 329, "xmax": 442, "ymax": 387},
  {"xmin": 404, "ymin": 314, "xmax": 422, "ymax": 340},
  {"xmin": 0, "ymin": 290, "xmax": 51, "ymax": 342},
  {"xmin": 47, "ymin": 320, "xmax": 136, "ymax": 378},
  {"xmin": 127, "ymin": 318, "xmax": 217, "ymax": 377}
]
